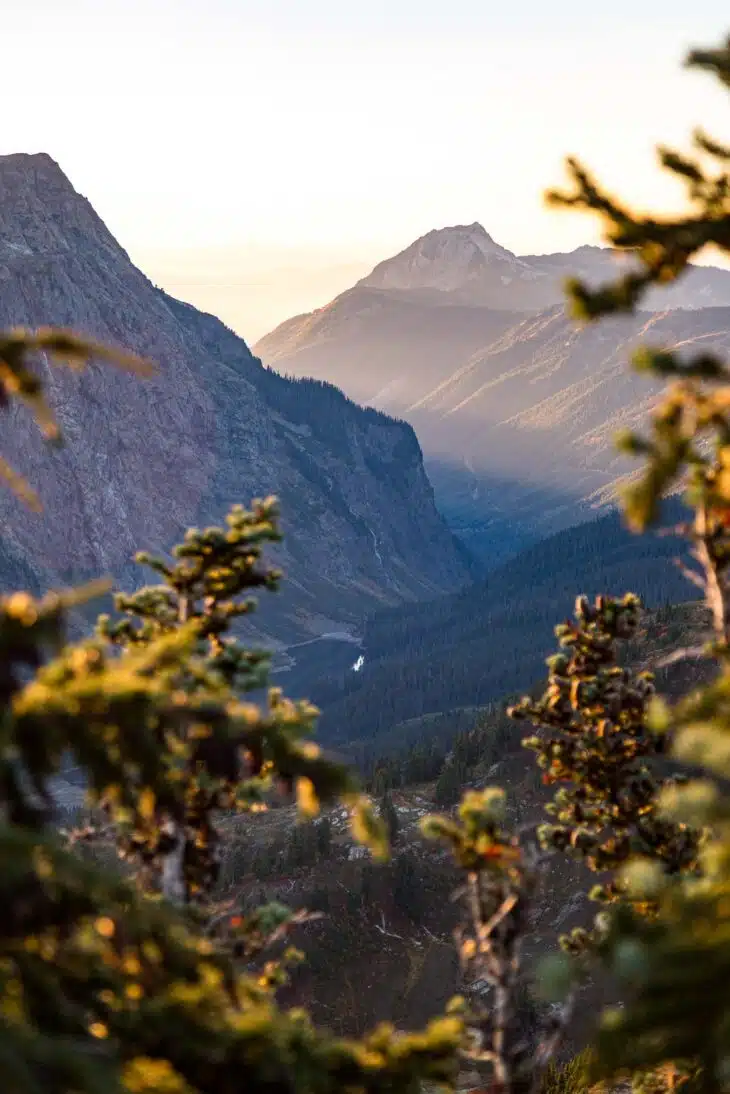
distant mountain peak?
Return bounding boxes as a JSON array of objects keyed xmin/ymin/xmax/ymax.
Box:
[
  {"xmin": 436, "ymin": 220, "xmax": 500, "ymax": 241},
  {"xmin": 360, "ymin": 222, "xmax": 519, "ymax": 295},
  {"xmin": 426, "ymin": 221, "xmax": 515, "ymax": 257}
]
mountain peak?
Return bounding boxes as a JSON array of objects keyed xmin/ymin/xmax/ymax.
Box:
[
  {"xmin": 0, "ymin": 152, "xmax": 123, "ymax": 262},
  {"xmin": 359, "ymin": 222, "xmax": 519, "ymax": 296},
  {"xmin": 0, "ymin": 151, "xmax": 62, "ymax": 168},
  {"xmin": 434, "ymin": 220, "xmax": 495, "ymax": 240},
  {"xmin": 0, "ymin": 152, "xmax": 75, "ymax": 193},
  {"xmin": 425, "ymin": 221, "xmax": 512, "ymax": 253}
]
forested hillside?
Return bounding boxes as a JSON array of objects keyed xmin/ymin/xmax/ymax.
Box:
[
  {"xmin": 188, "ymin": 600, "xmax": 715, "ymax": 1046},
  {"xmin": 303, "ymin": 501, "xmax": 696, "ymax": 753}
]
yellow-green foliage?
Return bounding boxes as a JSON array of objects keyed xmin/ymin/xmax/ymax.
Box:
[
  {"xmin": 511, "ymin": 593, "xmax": 700, "ymax": 952},
  {"xmin": 540, "ymin": 1049, "xmax": 593, "ymax": 1094},
  {"xmin": 0, "ymin": 329, "xmax": 152, "ymax": 509}
]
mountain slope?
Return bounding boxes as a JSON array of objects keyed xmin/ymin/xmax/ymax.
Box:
[
  {"xmin": 255, "ymin": 224, "xmax": 730, "ymax": 563},
  {"xmin": 414, "ymin": 305, "xmax": 730, "ymax": 547},
  {"xmin": 0, "ymin": 154, "xmax": 472, "ymax": 639},
  {"xmin": 256, "ymin": 287, "xmax": 520, "ymax": 432}
]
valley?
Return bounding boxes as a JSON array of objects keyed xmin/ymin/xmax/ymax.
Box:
[
  {"xmin": 9, "ymin": 9, "xmax": 730, "ymax": 1093},
  {"xmin": 284, "ymin": 500, "xmax": 699, "ymax": 765},
  {"xmin": 270, "ymin": 631, "xmax": 362, "ymax": 689},
  {"xmin": 5, "ymin": 152, "xmax": 728, "ymax": 809}
]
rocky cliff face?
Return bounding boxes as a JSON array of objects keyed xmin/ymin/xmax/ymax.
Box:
[{"xmin": 0, "ymin": 154, "xmax": 472, "ymax": 640}]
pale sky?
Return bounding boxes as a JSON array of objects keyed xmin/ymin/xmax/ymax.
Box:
[{"xmin": 5, "ymin": 0, "xmax": 730, "ymax": 340}]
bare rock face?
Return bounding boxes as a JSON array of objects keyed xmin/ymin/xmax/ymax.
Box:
[{"xmin": 0, "ymin": 154, "xmax": 472, "ymax": 638}]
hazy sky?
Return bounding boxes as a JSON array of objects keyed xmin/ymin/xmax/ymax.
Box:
[{"xmin": 5, "ymin": 1, "xmax": 730, "ymax": 340}]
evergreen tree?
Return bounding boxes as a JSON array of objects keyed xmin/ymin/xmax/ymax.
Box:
[
  {"xmin": 541, "ymin": 31, "xmax": 730, "ymax": 1094},
  {"xmin": 316, "ymin": 816, "xmax": 333, "ymax": 858},
  {"xmin": 392, "ymin": 852, "xmax": 420, "ymax": 921},
  {"xmin": 89, "ymin": 497, "xmax": 321, "ymax": 903},
  {"xmin": 435, "ymin": 759, "xmax": 467, "ymax": 807},
  {"xmin": 284, "ymin": 821, "xmax": 320, "ymax": 871},
  {"xmin": 422, "ymin": 788, "xmax": 575, "ymax": 1094},
  {"xmin": 380, "ymin": 791, "xmax": 400, "ymax": 847},
  {"xmin": 510, "ymin": 592, "xmax": 700, "ymax": 952}
]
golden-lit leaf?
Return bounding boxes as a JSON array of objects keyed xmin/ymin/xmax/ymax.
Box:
[
  {"xmin": 122, "ymin": 1058, "xmax": 194, "ymax": 1094},
  {"xmin": 95, "ymin": 917, "xmax": 116, "ymax": 939},
  {"xmin": 349, "ymin": 795, "xmax": 389, "ymax": 861},
  {"xmin": 138, "ymin": 788, "xmax": 156, "ymax": 822},
  {"xmin": 296, "ymin": 776, "xmax": 319, "ymax": 818},
  {"xmin": 0, "ymin": 455, "xmax": 41, "ymax": 511}
]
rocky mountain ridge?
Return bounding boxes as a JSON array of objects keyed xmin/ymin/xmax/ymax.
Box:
[
  {"xmin": 0, "ymin": 153, "xmax": 472, "ymax": 640},
  {"xmin": 358, "ymin": 222, "xmax": 730, "ymax": 309}
]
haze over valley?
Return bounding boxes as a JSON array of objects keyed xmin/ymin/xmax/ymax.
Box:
[{"xmin": 256, "ymin": 223, "xmax": 730, "ymax": 565}]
